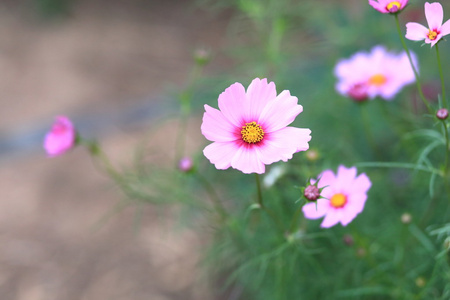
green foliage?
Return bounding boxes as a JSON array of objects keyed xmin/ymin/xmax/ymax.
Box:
[{"xmin": 88, "ymin": 0, "xmax": 450, "ymax": 299}]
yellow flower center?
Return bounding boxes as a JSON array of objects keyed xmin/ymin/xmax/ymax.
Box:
[
  {"xmin": 428, "ymin": 30, "xmax": 438, "ymax": 40},
  {"xmin": 368, "ymin": 74, "xmax": 387, "ymax": 87},
  {"xmin": 386, "ymin": 1, "xmax": 401, "ymax": 11},
  {"xmin": 241, "ymin": 121, "xmax": 264, "ymax": 144},
  {"xmin": 330, "ymin": 193, "xmax": 347, "ymax": 208}
]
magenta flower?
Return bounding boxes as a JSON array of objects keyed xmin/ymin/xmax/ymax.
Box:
[
  {"xmin": 44, "ymin": 116, "xmax": 76, "ymax": 157},
  {"xmin": 368, "ymin": 0, "xmax": 408, "ymax": 13},
  {"xmin": 302, "ymin": 166, "xmax": 371, "ymax": 228},
  {"xmin": 334, "ymin": 46, "xmax": 417, "ymax": 101},
  {"xmin": 201, "ymin": 78, "xmax": 311, "ymax": 174},
  {"xmin": 405, "ymin": 2, "xmax": 450, "ymax": 47}
]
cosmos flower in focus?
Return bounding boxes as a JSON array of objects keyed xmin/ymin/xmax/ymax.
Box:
[
  {"xmin": 44, "ymin": 115, "xmax": 76, "ymax": 157},
  {"xmin": 334, "ymin": 46, "xmax": 417, "ymax": 101},
  {"xmin": 302, "ymin": 166, "xmax": 372, "ymax": 228},
  {"xmin": 201, "ymin": 78, "xmax": 311, "ymax": 174},
  {"xmin": 369, "ymin": 0, "xmax": 409, "ymax": 14},
  {"xmin": 405, "ymin": 2, "xmax": 450, "ymax": 47}
]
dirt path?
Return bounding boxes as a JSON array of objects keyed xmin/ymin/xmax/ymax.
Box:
[{"xmin": 0, "ymin": 1, "xmax": 231, "ymax": 299}]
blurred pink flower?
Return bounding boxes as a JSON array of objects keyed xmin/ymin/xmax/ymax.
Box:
[
  {"xmin": 44, "ymin": 116, "xmax": 76, "ymax": 157},
  {"xmin": 178, "ymin": 157, "xmax": 194, "ymax": 172},
  {"xmin": 201, "ymin": 78, "xmax": 311, "ymax": 174},
  {"xmin": 405, "ymin": 2, "xmax": 450, "ymax": 47},
  {"xmin": 369, "ymin": 0, "xmax": 408, "ymax": 13},
  {"xmin": 334, "ymin": 46, "xmax": 417, "ymax": 101},
  {"xmin": 302, "ymin": 166, "xmax": 371, "ymax": 228}
]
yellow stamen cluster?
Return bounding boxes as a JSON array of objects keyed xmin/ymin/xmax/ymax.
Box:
[
  {"xmin": 241, "ymin": 121, "xmax": 264, "ymax": 144},
  {"xmin": 428, "ymin": 30, "xmax": 438, "ymax": 40},
  {"xmin": 330, "ymin": 193, "xmax": 347, "ymax": 208},
  {"xmin": 386, "ymin": 1, "xmax": 401, "ymax": 11},
  {"xmin": 368, "ymin": 74, "xmax": 387, "ymax": 87}
]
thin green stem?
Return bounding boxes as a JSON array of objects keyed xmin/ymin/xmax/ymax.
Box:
[
  {"xmin": 195, "ymin": 172, "xmax": 228, "ymax": 222},
  {"xmin": 442, "ymin": 120, "xmax": 449, "ymax": 175},
  {"xmin": 288, "ymin": 203, "xmax": 304, "ymax": 234},
  {"xmin": 435, "ymin": 44, "xmax": 448, "ymax": 108},
  {"xmin": 394, "ymin": 14, "xmax": 432, "ymax": 113},
  {"xmin": 254, "ymin": 174, "xmax": 284, "ymax": 233},
  {"xmin": 359, "ymin": 102, "xmax": 379, "ymax": 159}
]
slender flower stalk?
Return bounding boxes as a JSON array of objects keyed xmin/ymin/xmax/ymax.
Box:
[
  {"xmin": 395, "ymin": 14, "xmax": 432, "ymax": 113},
  {"xmin": 255, "ymin": 173, "xmax": 284, "ymax": 233},
  {"xmin": 442, "ymin": 121, "xmax": 449, "ymax": 174},
  {"xmin": 435, "ymin": 44, "xmax": 448, "ymax": 108}
]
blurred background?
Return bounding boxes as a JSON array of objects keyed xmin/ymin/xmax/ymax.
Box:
[
  {"xmin": 1, "ymin": 0, "xmax": 447, "ymax": 299},
  {"xmin": 0, "ymin": 0, "xmax": 233, "ymax": 299}
]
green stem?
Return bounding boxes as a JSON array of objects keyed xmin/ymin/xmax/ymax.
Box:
[
  {"xmin": 436, "ymin": 44, "xmax": 448, "ymax": 109},
  {"xmin": 288, "ymin": 203, "xmax": 304, "ymax": 234},
  {"xmin": 254, "ymin": 174, "xmax": 284, "ymax": 233},
  {"xmin": 442, "ymin": 120, "xmax": 449, "ymax": 175},
  {"xmin": 394, "ymin": 14, "xmax": 432, "ymax": 113},
  {"xmin": 360, "ymin": 102, "xmax": 379, "ymax": 159},
  {"xmin": 195, "ymin": 172, "xmax": 228, "ymax": 222}
]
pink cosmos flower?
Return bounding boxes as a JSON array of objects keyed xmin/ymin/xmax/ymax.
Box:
[
  {"xmin": 405, "ymin": 2, "xmax": 450, "ymax": 47},
  {"xmin": 201, "ymin": 78, "xmax": 311, "ymax": 174},
  {"xmin": 44, "ymin": 116, "xmax": 76, "ymax": 157},
  {"xmin": 334, "ymin": 46, "xmax": 417, "ymax": 101},
  {"xmin": 369, "ymin": 0, "xmax": 409, "ymax": 14},
  {"xmin": 302, "ymin": 166, "xmax": 371, "ymax": 228}
]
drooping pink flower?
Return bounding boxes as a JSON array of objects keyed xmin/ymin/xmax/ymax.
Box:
[
  {"xmin": 302, "ymin": 166, "xmax": 371, "ymax": 228},
  {"xmin": 334, "ymin": 46, "xmax": 417, "ymax": 101},
  {"xmin": 405, "ymin": 2, "xmax": 450, "ymax": 47},
  {"xmin": 201, "ymin": 78, "xmax": 311, "ymax": 174},
  {"xmin": 44, "ymin": 116, "xmax": 76, "ymax": 157},
  {"xmin": 369, "ymin": 0, "xmax": 409, "ymax": 14}
]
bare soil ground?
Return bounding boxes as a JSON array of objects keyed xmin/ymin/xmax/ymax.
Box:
[{"xmin": 0, "ymin": 1, "xmax": 231, "ymax": 299}]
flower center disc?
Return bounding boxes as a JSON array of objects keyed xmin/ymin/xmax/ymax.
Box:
[
  {"xmin": 241, "ymin": 121, "xmax": 264, "ymax": 144},
  {"xmin": 330, "ymin": 193, "xmax": 347, "ymax": 208},
  {"xmin": 428, "ymin": 30, "xmax": 438, "ymax": 40},
  {"xmin": 369, "ymin": 74, "xmax": 387, "ymax": 87},
  {"xmin": 386, "ymin": 1, "xmax": 401, "ymax": 11}
]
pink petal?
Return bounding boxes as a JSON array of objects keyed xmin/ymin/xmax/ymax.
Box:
[
  {"xmin": 258, "ymin": 90, "xmax": 303, "ymax": 133},
  {"xmin": 425, "ymin": 2, "xmax": 443, "ymax": 30},
  {"xmin": 346, "ymin": 193, "xmax": 368, "ymax": 216},
  {"xmin": 244, "ymin": 78, "xmax": 277, "ymax": 121},
  {"xmin": 203, "ymin": 141, "xmax": 239, "ymax": 170},
  {"xmin": 368, "ymin": 0, "xmax": 388, "ymax": 13},
  {"xmin": 258, "ymin": 127, "xmax": 311, "ymax": 165},
  {"xmin": 440, "ymin": 19, "xmax": 450, "ymax": 36},
  {"xmin": 302, "ymin": 199, "xmax": 329, "ymax": 219},
  {"xmin": 320, "ymin": 209, "xmax": 341, "ymax": 228},
  {"xmin": 350, "ymin": 173, "xmax": 372, "ymax": 194},
  {"xmin": 336, "ymin": 166, "xmax": 357, "ymax": 189},
  {"xmin": 201, "ymin": 105, "xmax": 238, "ymax": 142},
  {"xmin": 316, "ymin": 170, "xmax": 337, "ymax": 190},
  {"xmin": 43, "ymin": 116, "xmax": 75, "ymax": 157},
  {"xmin": 405, "ymin": 22, "xmax": 429, "ymax": 41},
  {"xmin": 217, "ymin": 82, "xmax": 247, "ymax": 127},
  {"xmin": 231, "ymin": 145, "xmax": 265, "ymax": 174}
]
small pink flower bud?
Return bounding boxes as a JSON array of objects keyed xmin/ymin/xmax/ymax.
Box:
[
  {"xmin": 304, "ymin": 184, "xmax": 320, "ymax": 202},
  {"xmin": 348, "ymin": 83, "xmax": 368, "ymax": 102},
  {"xmin": 193, "ymin": 48, "xmax": 211, "ymax": 66},
  {"xmin": 178, "ymin": 157, "xmax": 194, "ymax": 172},
  {"xmin": 44, "ymin": 115, "xmax": 76, "ymax": 157},
  {"xmin": 343, "ymin": 234, "xmax": 354, "ymax": 246},
  {"xmin": 306, "ymin": 149, "xmax": 319, "ymax": 162},
  {"xmin": 436, "ymin": 108, "xmax": 448, "ymax": 120}
]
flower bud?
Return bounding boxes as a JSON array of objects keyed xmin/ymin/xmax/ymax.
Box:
[
  {"xmin": 306, "ymin": 149, "xmax": 319, "ymax": 162},
  {"xmin": 343, "ymin": 234, "xmax": 354, "ymax": 246},
  {"xmin": 304, "ymin": 184, "xmax": 320, "ymax": 202},
  {"xmin": 193, "ymin": 48, "xmax": 211, "ymax": 66},
  {"xmin": 401, "ymin": 212, "xmax": 412, "ymax": 224},
  {"xmin": 43, "ymin": 115, "xmax": 76, "ymax": 157},
  {"xmin": 436, "ymin": 108, "xmax": 448, "ymax": 120},
  {"xmin": 178, "ymin": 157, "xmax": 194, "ymax": 173}
]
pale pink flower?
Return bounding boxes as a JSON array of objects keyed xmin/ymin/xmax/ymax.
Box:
[
  {"xmin": 201, "ymin": 78, "xmax": 311, "ymax": 174},
  {"xmin": 178, "ymin": 157, "xmax": 194, "ymax": 172},
  {"xmin": 302, "ymin": 166, "xmax": 371, "ymax": 228},
  {"xmin": 369, "ymin": 0, "xmax": 409, "ymax": 14},
  {"xmin": 44, "ymin": 116, "xmax": 76, "ymax": 157},
  {"xmin": 334, "ymin": 46, "xmax": 417, "ymax": 101},
  {"xmin": 405, "ymin": 2, "xmax": 450, "ymax": 47}
]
